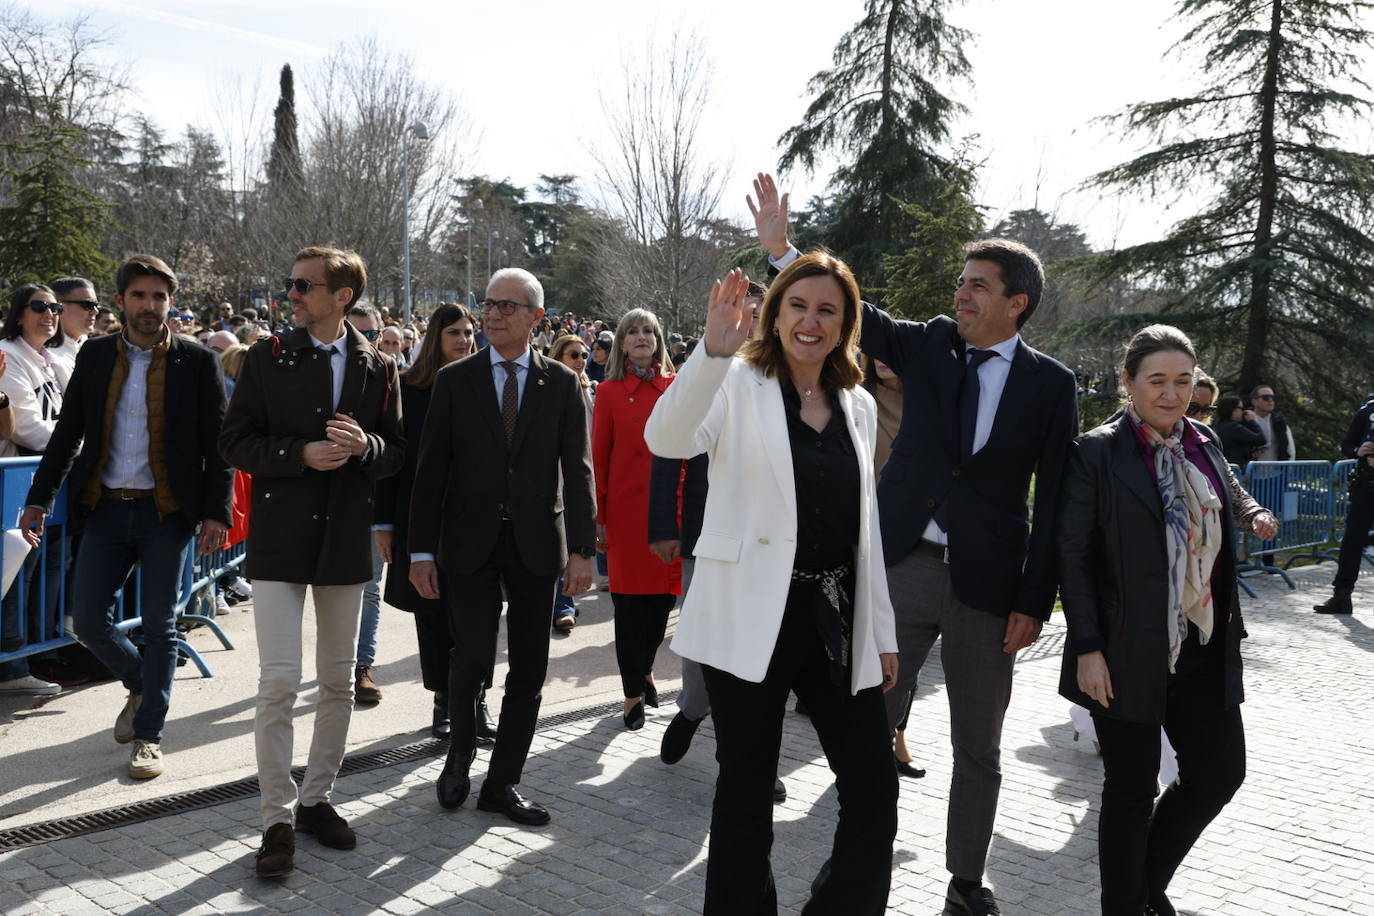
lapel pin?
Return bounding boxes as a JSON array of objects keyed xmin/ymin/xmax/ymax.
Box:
[{"xmin": 537, "ymin": 378, "xmax": 545, "ymax": 386}]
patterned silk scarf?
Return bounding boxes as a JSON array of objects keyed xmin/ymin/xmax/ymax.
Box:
[
  {"xmin": 1125, "ymin": 403, "xmax": 1224, "ymax": 671},
  {"xmin": 623, "ymin": 358, "xmax": 660, "ymax": 383}
]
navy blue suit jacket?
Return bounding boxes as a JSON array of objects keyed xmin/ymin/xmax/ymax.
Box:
[{"xmin": 861, "ymin": 307, "xmax": 1078, "ymax": 621}]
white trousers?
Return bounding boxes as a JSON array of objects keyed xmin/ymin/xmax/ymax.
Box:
[{"xmin": 253, "ymin": 580, "xmax": 364, "ymax": 829}]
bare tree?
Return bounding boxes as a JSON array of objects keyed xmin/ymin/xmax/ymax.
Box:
[
  {"xmin": 587, "ymin": 26, "xmax": 729, "ymax": 332},
  {"xmin": 0, "ymin": 4, "xmax": 130, "ymax": 135}
]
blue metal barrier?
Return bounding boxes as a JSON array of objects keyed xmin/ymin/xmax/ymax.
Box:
[
  {"xmin": 1229, "ymin": 463, "xmax": 1258, "ymax": 600},
  {"xmin": 1327, "ymin": 459, "xmax": 1374, "ymax": 569},
  {"xmin": 1242, "ymin": 461, "xmax": 1336, "ymax": 588},
  {"xmin": 0, "ymin": 456, "xmax": 240, "ymax": 678}
]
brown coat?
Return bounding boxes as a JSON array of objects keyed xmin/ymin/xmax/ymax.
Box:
[{"xmin": 219, "ymin": 323, "xmax": 404, "ymax": 585}]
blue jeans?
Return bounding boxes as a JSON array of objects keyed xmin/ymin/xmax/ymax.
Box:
[
  {"xmin": 356, "ymin": 536, "xmax": 384, "ymax": 666},
  {"xmin": 554, "ymin": 571, "xmax": 577, "ymax": 619},
  {"xmin": 72, "ymin": 498, "xmax": 191, "ymax": 743}
]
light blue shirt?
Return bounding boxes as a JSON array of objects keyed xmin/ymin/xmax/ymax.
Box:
[
  {"xmin": 101, "ymin": 334, "xmax": 159, "ymax": 490},
  {"xmin": 490, "ymin": 345, "xmax": 532, "ymax": 413},
  {"xmin": 309, "ymin": 329, "xmax": 348, "ymax": 413}
]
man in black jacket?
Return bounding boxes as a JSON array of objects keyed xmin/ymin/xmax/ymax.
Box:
[
  {"xmin": 1314, "ymin": 395, "xmax": 1374, "ymax": 615},
  {"xmin": 20, "ymin": 254, "xmax": 233, "ymax": 782},
  {"xmin": 752, "ymin": 173, "xmax": 1078, "ymax": 916}
]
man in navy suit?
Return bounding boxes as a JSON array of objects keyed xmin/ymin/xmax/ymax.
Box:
[{"xmin": 752, "ymin": 173, "xmax": 1077, "ymax": 916}]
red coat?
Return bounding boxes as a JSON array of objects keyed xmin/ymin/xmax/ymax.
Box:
[{"xmin": 593, "ymin": 373, "xmax": 682, "ymax": 595}]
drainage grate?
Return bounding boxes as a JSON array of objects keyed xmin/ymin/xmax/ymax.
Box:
[{"xmin": 0, "ymin": 691, "xmax": 675, "ymax": 851}]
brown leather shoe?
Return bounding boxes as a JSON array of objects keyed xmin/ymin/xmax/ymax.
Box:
[
  {"xmin": 255, "ymin": 823, "xmax": 295, "ymax": 878},
  {"xmin": 354, "ymin": 666, "xmax": 382, "ymax": 704},
  {"xmin": 295, "ymin": 801, "xmax": 357, "ymax": 850}
]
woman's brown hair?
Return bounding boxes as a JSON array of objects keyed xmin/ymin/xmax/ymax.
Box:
[
  {"xmin": 549, "ymin": 334, "xmax": 592, "ymax": 388},
  {"xmin": 403, "ymin": 303, "xmax": 473, "ymax": 390},
  {"xmin": 740, "ymin": 251, "xmax": 863, "ymax": 391}
]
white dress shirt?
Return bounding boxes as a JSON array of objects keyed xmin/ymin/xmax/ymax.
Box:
[
  {"xmin": 101, "ymin": 333, "xmax": 159, "ymax": 490},
  {"xmin": 490, "ymin": 345, "xmax": 532, "ymax": 412}
]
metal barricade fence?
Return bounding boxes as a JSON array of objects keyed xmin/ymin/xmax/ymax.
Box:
[
  {"xmin": 1242, "ymin": 460, "xmax": 1336, "ymax": 587},
  {"xmin": 0, "ymin": 456, "xmax": 239, "ymax": 678},
  {"xmin": 1230, "ymin": 463, "xmax": 1258, "ymax": 599},
  {"xmin": 1328, "ymin": 459, "xmax": 1374, "ymax": 570}
]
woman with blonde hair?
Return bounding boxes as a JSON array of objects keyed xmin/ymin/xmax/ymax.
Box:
[{"xmin": 593, "ymin": 308, "xmax": 679, "ymax": 728}]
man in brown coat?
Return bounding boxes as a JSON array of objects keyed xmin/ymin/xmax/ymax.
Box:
[{"xmin": 220, "ymin": 246, "xmax": 404, "ymax": 878}]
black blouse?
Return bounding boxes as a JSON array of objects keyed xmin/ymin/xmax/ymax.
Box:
[{"xmin": 782, "ymin": 382, "xmax": 861, "ymax": 572}]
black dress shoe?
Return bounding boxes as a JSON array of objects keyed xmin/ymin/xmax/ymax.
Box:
[
  {"xmin": 1314, "ymin": 594, "xmax": 1354, "ymax": 614},
  {"xmin": 946, "ymin": 880, "xmax": 1001, "ymax": 915},
  {"xmin": 895, "ymin": 757, "xmax": 926, "ymax": 779},
  {"xmin": 1145, "ymin": 890, "xmax": 1177, "ymax": 916},
  {"xmin": 643, "ymin": 679, "xmax": 659, "ymax": 708},
  {"xmin": 660, "ymin": 712, "xmax": 701, "ymax": 764},
  {"xmin": 624, "ymin": 699, "xmax": 645, "ymax": 731},
  {"xmin": 254, "ymin": 823, "xmax": 294, "ymax": 878},
  {"xmin": 436, "ymin": 763, "xmax": 470, "ymax": 810},
  {"xmin": 772, "ymin": 778, "xmax": 786, "ymax": 803},
  {"xmin": 477, "ymin": 783, "xmax": 550, "ymax": 826},
  {"xmin": 475, "ymin": 694, "xmax": 498, "ymax": 746},
  {"xmin": 431, "ymin": 705, "xmax": 451, "ymax": 739}
]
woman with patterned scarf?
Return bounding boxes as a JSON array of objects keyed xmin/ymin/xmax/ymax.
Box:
[
  {"xmin": 1057, "ymin": 324, "xmax": 1278, "ymax": 916},
  {"xmin": 592, "ymin": 308, "xmax": 681, "ymax": 730}
]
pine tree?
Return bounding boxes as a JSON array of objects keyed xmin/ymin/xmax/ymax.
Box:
[
  {"xmin": 267, "ymin": 64, "xmax": 303, "ymax": 197},
  {"xmin": 0, "ymin": 116, "xmax": 113, "ymax": 288},
  {"xmin": 777, "ymin": 0, "xmax": 972, "ymax": 287},
  {"xmin": 1087, "ymin": 0, "xmax": 1374, "ymax": 454}
]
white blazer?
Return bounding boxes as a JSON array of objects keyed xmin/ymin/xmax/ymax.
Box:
[{"xmin": 644, "ymin": 345, "xmax": 897, "ymax": 694}]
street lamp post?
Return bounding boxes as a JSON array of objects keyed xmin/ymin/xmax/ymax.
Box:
[
  {"xmin": 467, "ymin": 198, "xmax": 482, "ymax": 300},
  {"xmin": 401, "ymin": 120, "xmax": 430, "ymax": 325}
]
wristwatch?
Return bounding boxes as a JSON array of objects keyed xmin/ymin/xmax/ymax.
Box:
[{"xmin": 572, "ymin": 546, "xmax": 597, "ymax": 559}]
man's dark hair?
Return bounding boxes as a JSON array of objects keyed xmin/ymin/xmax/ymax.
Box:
[
  {"xmin": 50, "ymin": 277, "xmax": 96, "ymax": 300},
  {"xmin": 228, "ymin": 314, "xmax": 248, "ymax": 329},
  {"xmin": 746, "ymin": 279, "xmax": 767, "ymax": 300},
  {"xmin": 116, "ymin": 254, "xmax": 178, "ymax": 297},
  {"xmin": 963, "ymin": 239, "xmax": 1044, "ymax": 328},
  {"xmin": 1249, "ymin": 383, "xmax": 1274, "ymax": 398},
  {"xmin": 240, "ymin": 307, "xmax": 259, "ymax": 321}
]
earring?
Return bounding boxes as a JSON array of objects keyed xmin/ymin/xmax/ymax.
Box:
[{"xmin": 772, "ymin": 327, "xmax": 780, "ymax": 337}]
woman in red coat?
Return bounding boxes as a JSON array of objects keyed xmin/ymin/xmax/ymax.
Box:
[{"xmin": 593, "ymin": 308, "xmax": 682, "ymax": 730}]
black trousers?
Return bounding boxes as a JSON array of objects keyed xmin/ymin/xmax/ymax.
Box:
[
  {"xmin": 444, "ymin": 522, "xmax": 557, "ymax": 786},
  {"xmin": 1334, "ymin": 480, "xmax": 1374, "ymax": 593},
  {"xmin": 611, "ymin": 592, "xmax": 674, "ymax": 698},
  {"xmin": 1092, "ymin": 677, "xmax": 1245, "ymax": 916},
  {"xmin": 700, "ymin": 581, "xmax": 897, "ymax": 916}
]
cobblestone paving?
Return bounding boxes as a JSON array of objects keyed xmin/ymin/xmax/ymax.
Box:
[{"xmin": 2, "ymin": 564, "xmax": 1371, "ymax": 914}]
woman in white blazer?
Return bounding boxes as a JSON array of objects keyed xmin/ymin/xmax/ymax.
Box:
[
  {"xmin": 645, "ymin": 257, "xmax": 899, "ymax": 916},
  {"xmin": 0, "ymin": 283, "xmax": 64, "ymax": 456}
]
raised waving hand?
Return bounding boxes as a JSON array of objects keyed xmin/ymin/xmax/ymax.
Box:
[
  {"xmin": 702, "ymin": 269, "xmax": 754, "ymax": 359},
  {"xmin": 746, "ymin": 172, "xmax": 790, "ymax": 259}
]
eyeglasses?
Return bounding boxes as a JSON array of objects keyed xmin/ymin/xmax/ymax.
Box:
[
  {"xmin": 357, "ymin": 328, "xmax": 380, "ymax": 341},
  {"xmin": 479, "ymin": 298, "xmax": 530, "ymax": 316},
  {"xmin": 1186, "ymin": 404, "xmax": 1218, "ymax": 417},
  {"xmin": 283, "ymin": 277, "xmax": 335, "ymax": 296},
  {"xmin": 27, "ymin": 301, "xmax": 63, "ymax": 315},
  {"xmin": 60, "ymin": 299, "xmax": 99, "ymax": 312},
  {"xmin": 1254, "ymin": 394, "xmax": 1276, "ymax": 401}
]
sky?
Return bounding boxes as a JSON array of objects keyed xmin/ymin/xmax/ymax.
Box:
[{"xmin": 34, "ymin": 0, "xmax": 1374, "ymax": 250}]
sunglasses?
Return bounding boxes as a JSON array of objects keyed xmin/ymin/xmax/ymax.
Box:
[
  {"xmin": 60, "ymin": 299, "xmax": 100, "ymax": 312},
  {"xmin": 357, "ymin": 328, "xmax": 380, "ymax": 341},
  {"xmin": 1186, "ymin": 404, "xmax": 1218, "ymax": 417},
  {"xmin": 1254, "ymin": 394, "xmax": 1276, "ymax": 401},
  {"xmin": 27, "ymin": 301, "xmax": 63, "ymax": 315},
  {"xmin": 565, "ymin": 351, "xmax": 589, "ymax": 361},
  {"xmin": 283, "ymin": 277, "xmax": 336, "ymax": 296}
]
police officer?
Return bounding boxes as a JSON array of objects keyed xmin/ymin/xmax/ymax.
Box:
[{"xmin": 1314, "ymin": 394, "xmax": 1374, "ymax": 615}]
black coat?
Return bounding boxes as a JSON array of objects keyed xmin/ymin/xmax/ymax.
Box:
[
  {"xmin": 1215, "ymin": 418, "xmax": 1265, "ymax": 466},
  {"xmin": 860, "ymin": 307, "xmax": 1079, "ymax": 620},
  {"xmin": 1056, "ymin": 417, "xmax": 1246, "ymax": 724},
  {"xmin": 219, "ymin": 324, "xmax": 405, "ymax": 585},
  {"xmin": 648, "ymin": 453, "xmax": 707, "ymax": 556},
  {"xmin": 408, "ymin": 347, "xmax": 596, "ymax": 576},
  {"xmin": 26, "ymin": 333, "xmax": 233, "ymax": 528},
  {"xmin": 374, "ymin": 380, "xmax": 442, "ymax": 613}
]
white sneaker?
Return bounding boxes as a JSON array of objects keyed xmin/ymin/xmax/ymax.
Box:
[
  {"xmin": 128, "ymin": 739, "xmax": 164, "ymax": 779},
  {"xmin": 225, "ymin": 576, "xmax": 253, "ymax": 600},
  {"xmin": 0, "ymin": 675, "xmax": 61, "ymax": 696},
  {"xmin": 114, "ymin": 693, "xmax": 142, "ymax": 743},
  {"xmin": 215, "ymin": 592, "xmax": 232, "ymax": 616}
]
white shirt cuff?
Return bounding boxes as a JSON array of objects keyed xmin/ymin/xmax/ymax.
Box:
[
  {"xmin": 410, "ymin": 552, "xmax": 436, "ymax": 563},
  {"xmin": 371, "ymin": 524, "xmax": 394, "ymax": 532},
  {"xmin": 767, "ymin": 245, "xmax": 801, "ymax": 271}
]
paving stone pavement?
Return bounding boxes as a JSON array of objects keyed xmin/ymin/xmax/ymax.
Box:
[{"xmin": 2, "ymin": 563, "xmax": 1371, "ymax": 914}]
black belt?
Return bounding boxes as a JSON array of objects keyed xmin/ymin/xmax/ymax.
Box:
[
  {"xmin": 912, "ymin": 540, "xmax": 950, "ymax": 564},
  {"xmin": 102, "ymin": 487, "xmax": 155, "ymax": 501}
]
